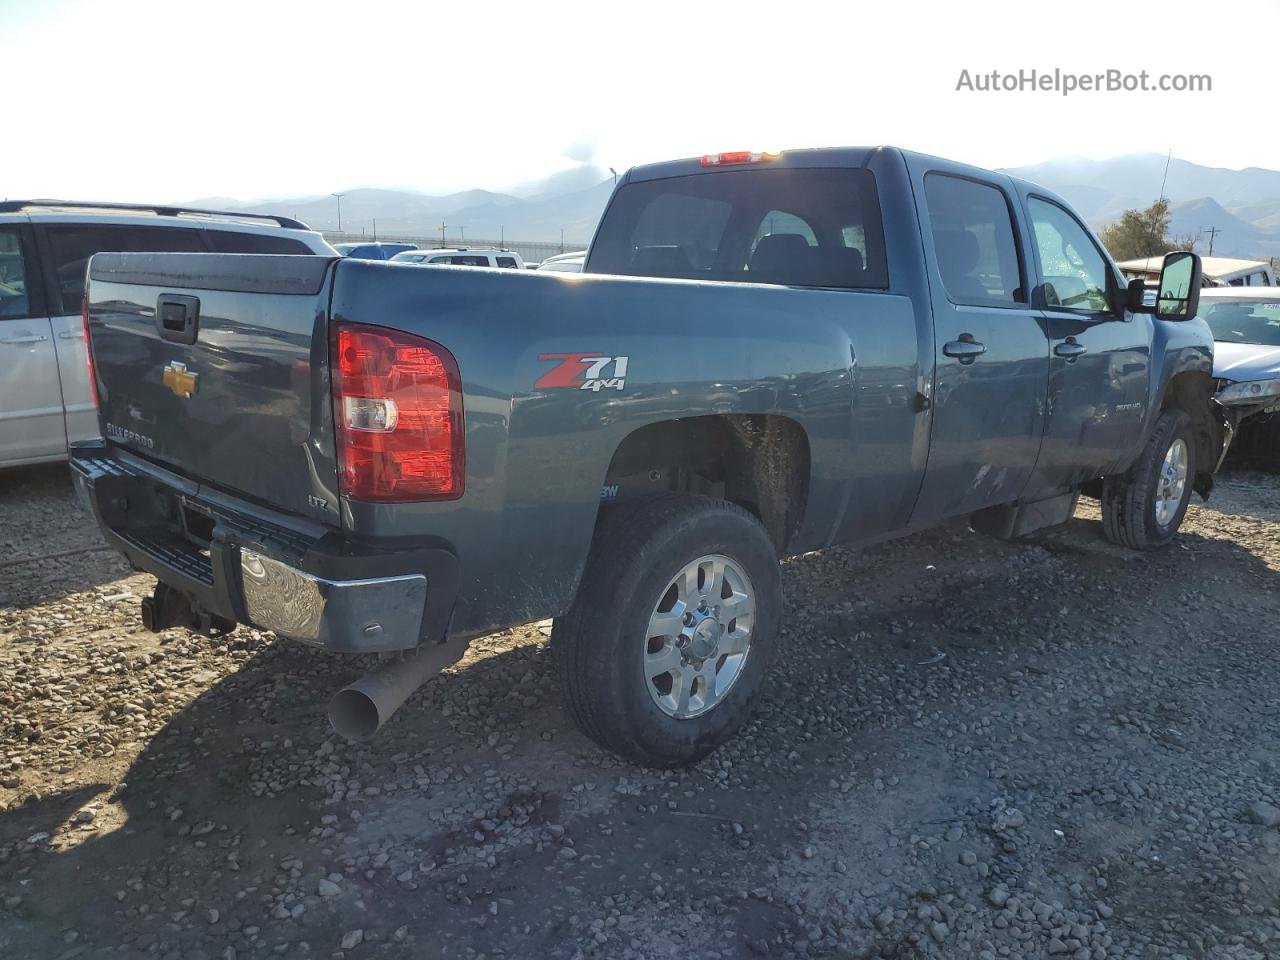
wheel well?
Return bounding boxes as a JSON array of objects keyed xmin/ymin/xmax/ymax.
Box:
[
  {"xmin": 600, "ymin": 414, "xmax": 810, "ymax": 554},
  {"xmin": 1161, "ymin": 370, "xmax": 1219, "ymax": 497}
]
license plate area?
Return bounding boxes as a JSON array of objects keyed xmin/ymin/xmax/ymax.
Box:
[{"xmin": 179, "ymin": 498, "xmax": 215, "ymax": 553}]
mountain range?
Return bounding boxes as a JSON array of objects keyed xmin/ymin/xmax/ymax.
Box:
[
  {"xmin": 188, "ymin": 154, "xmax": 1280, "ymax": 260},
  {"xmin": 188, "ymin": 169, "xmax": 616, "ymax": 247},
  {"xmin": 999, "ymin": 154, "xmax": 1280, "ymax": 260}
]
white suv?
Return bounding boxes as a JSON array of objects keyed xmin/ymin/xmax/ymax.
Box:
[
  {"xmin": 0, "ymin": 201, "xmax": 335, "ymax": 468},
  {"xmin": 391, "ymin": 248, "xmax": 526, "ymax": 270}
]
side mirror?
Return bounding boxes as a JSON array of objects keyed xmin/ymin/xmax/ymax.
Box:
[{"xmin": 1155, "ymin": 251, "xmax": 1202, "ymax": 321}]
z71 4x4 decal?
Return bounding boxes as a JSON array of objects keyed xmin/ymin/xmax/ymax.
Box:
[{"xmin": 536, "ymin": 353, "xmax": 629, "ymax": 391}]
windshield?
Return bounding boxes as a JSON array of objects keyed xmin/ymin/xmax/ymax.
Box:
[{"xmin": 1202, "ymin": 299, "xmax": 1280, "ymax": 346}]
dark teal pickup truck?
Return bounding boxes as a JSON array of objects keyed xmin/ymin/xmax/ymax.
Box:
[{"xmin": 72, "ymin": 147, "xmax": 1224, "ymax": 767}]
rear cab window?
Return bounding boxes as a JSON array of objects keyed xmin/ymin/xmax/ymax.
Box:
[{"xmin": 588, "ymin": 167, "xmax": 888, "ymax": 289}]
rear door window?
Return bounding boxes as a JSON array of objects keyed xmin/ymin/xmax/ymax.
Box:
[
  {"xmin": 924, "ymin": 174, "xmax": 1024, "ymax": 307},
  {"xmin": 588, "ymin": 167, "xmax": 888, "ymax": 289},
  {"xmin": 205, "ymin": 230, "xmax": 313, "ymax": 254},
  {"xmin": 496, "ymin": 256, "xmax": 518, "ymax": 269},
  {"xmin": 43, "ymin": 224, "xmax": 205, "ymax": 314}
]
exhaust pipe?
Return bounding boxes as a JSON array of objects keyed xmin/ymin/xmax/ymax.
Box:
[{"xmin": 328, "ymin": 641, "xmax": 467, "ymax": 739}]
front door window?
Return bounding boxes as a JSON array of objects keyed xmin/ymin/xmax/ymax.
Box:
[{"xmin": 1028, "ymin": 198, "xmax": 1112, "ymax": 313}]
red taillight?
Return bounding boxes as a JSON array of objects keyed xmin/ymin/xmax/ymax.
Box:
[
  {"xmin": 330, "ymin": 323, "xmax": 463, "ymax": 502},
  {"xmin": 82, "ymin": 295, "xmax": 99, "ymax": 410},
  {"xmin": 699, "ymin": 150, "xmax": 779, "ymax": 167}
]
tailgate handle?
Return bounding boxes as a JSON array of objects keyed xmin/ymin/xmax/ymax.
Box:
[{"xmin": 156, "ymin": 294, "xmax": 201, "ymax": 345}]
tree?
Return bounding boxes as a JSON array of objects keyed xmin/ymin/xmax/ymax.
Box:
[{"xmin": 1099, "ymin": 199, "xmax": 1180, "ymax": 261}]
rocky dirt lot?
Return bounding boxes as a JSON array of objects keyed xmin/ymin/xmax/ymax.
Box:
[{"xmin": 2, "ymin": 463, "xmax": 1280, "ymax": 960}]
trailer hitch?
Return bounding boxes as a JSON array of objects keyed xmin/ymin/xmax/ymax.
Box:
[{"xmin": 140, "ymin": 583, "xmax": 235, "ymax": 636}]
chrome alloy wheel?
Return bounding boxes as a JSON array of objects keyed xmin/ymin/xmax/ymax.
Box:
[
  {"xmin": 1154, "ymin": 437, "xmax": 1189, "ymax": 528},
  {"xmin": 644, "ymin": 554, "xmax": 754, "ymax": 720}
]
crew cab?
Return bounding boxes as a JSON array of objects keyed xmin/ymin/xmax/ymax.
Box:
[{"xmin": 72, "ymin": 147, "xmax": 1222, "ymax": 767}]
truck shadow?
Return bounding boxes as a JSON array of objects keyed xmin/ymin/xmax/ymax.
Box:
[{"xmin": 4, "ymin": 514, "xmax": 1280, "ymax": 957}]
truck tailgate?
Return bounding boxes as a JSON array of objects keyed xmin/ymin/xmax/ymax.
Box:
[{"xmin": 87, "ymin": 253, "xmax": 340, "ymax": 523}]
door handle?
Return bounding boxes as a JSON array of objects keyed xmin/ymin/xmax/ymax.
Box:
[
  {"xmin": 943, "ymin": 335, "xmax": 986, "ymax": 364},
  {"xmin": 0, "ymin": 334, "xmax": 49, "ymax": 345},
  {"xmin": 1054, "ymin": 339, "xmax": 1088, "ymax": 361},
  {"xmin": 58, "ymin": 330, "xmax": 84, "ymax": 340}
]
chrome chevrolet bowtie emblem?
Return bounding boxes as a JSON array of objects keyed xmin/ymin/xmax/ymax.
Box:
[{"xmin": 162, "ymin": 361, "xmax": 198, "ymax": 399}]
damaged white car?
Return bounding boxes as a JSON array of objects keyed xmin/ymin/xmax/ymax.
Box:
[{"xmin": 1203, "ymin": 288, "xmax": 1280, "ymax": 465}]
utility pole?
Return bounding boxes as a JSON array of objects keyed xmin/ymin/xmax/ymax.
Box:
[
  {"xmin": 1202, "ymin": 225, "xmax": 1221, "ymax": 256},
  {"xmin": 331, "ymin": 193, "xmax": 344, "ymax": 232},
  {"xmin": 609, "ymin": 166, "xmax": 618, "ymax": 187},
  {"xmin": 560, "ymin": 227, "xmax": 565, "ymax": 254},
  {"xmin": 500, "ymin": 225, "xmax": 504, "ymax": 247},
  {"xmin": 437, "ymin": 220, "xmax": 447, "ymax": 248},
  {"xmin": 1145, "ymin": 148, "xmax": 1173, "ymax": 255},
  {"xmin": 372, "ymin": 218, "xmax": 377, "ymax": 241},
  {"xmin": 459, "ymin": 226, "xmax": 465, "ymax": 244}
]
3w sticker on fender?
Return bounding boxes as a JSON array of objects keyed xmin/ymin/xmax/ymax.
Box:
[{"xmin": 536, "ymin": 353, "xmax": 629, "ymax": 391}]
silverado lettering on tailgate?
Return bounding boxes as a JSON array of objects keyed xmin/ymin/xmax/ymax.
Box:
[{"xmin": 105, "ymin": 422, "xmax": 156, "ymax": 449}]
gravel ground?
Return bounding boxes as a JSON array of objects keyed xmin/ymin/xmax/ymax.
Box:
[{"xmin": 2, "ymin": 462, "xmax": 1280, "ymax": 960}]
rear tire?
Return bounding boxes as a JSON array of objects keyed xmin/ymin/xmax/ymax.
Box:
[
  {"xmin": 1101, "ymin": 409, "xmax": 1196, "ymax": 550},
  {"xmin": 552, "ymin": 494, "xmax": 782, "ymax": 768}
]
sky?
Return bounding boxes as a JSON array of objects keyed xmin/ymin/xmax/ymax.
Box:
[{"xmin": 4, "ymin": 0, "xmax": 1279, "ymax": 202}]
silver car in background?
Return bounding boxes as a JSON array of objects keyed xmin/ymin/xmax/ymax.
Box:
[
  {"xmin": 0, "ymin": 201, "xmax": 334, "ymax": 469},
  {"xmin": 1202, "ymin": 287, "xmax": 1280, "ymax": 464},
  {"xmin": 535, "ymin": 250, "xmax": 587, "ymax": 273}
]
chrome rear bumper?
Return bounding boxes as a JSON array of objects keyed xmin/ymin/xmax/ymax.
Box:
[
  {"xmin": 71, "ymin": 444, "xmax": 457, "ymax": 653},
  {"xmin": 239, "ymin": 549, "xmax": 426, "ymax": 650}
]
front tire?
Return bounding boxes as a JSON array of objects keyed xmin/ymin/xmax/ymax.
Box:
[
  {"xmin": 552, "ymin": 494, "xmax": 782, "ymax": 768},
  {"xmin": 1101, "ymin": 409, "xmax": 1196, "ymax": 549}
]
